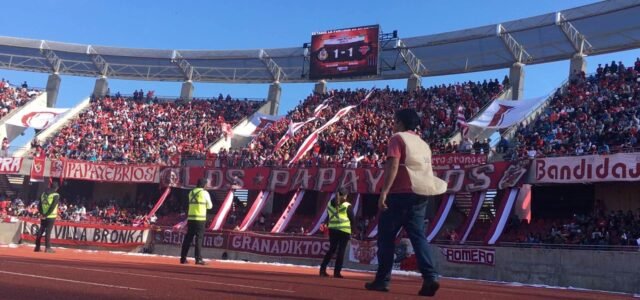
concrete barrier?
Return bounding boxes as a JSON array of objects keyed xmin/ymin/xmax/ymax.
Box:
[
  {"xmin": 428, "ymin": 244, "xmax": 640, "ymax": 294},
  {"xmin": 0, "ymin": 221, "xmax": 22, "ymax": 244},
  {"xmin": 154, "ymin": 241, "xmax": 639, "ymax": 294}
]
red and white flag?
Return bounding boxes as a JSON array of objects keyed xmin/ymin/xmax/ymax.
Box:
[
  {"xmin": 30, "ymin": 157, "xmax": 45, "ymax": 182},
  {"xmin": 221, "ymin": 122, "xmax": 233, "ymax": 139},
  {"xmin": 359, "ymin": 87, "xmax": 376, "ymax": 104},
  {"xmin": 289, "ymin": 105, "xmax": 356, "ymax": 165},
  {"xmin": 456, "ymin": 105, "xmax": 469, "ymax": 138},
  {"xmin": 313, "ymin": 97, "xmax": 333, "ymax": 117},
  {"xmin": 274, "ymin": 118, "xmax": 315, "ymax": 151}
]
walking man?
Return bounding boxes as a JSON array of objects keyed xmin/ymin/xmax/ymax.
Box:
[{"xmin": 365, "ymin": 108, "xmax": 447, "ymax": 297}]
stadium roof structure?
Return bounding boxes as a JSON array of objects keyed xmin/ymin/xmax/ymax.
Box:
[{"xmin": 0, "ymin": 0, "xmax": 639, "ymax": 84}]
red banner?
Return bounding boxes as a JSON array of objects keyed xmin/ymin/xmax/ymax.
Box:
[
  {"xmin": 439, "ymin": 247, "xmax": 495, "ymax": 266},
  {"xmin": 0, "ymin": 157, "xmax": 23, "ymax": 174},
  {"xmin": 30, "ymin": 157, "xmax": 45, "ymax": 182},
  {"xmin": 21, "ymin": 219, "xmax": 149, "ymax": 249},
  {"xmin": 62, "ymin": 160, "xmax": 158, "ymax": 183},
  {"xmin": 177, "ymin": 160, "xmax": 528, "ymax": 194},
  {"xmin": 431, "ymin": 153, "xmax": 488, "ymax": 170},
  {"xmin": 155, "ymin": 229, "xmax": 330, "ymax": 259},
  {"xmin": 534, "ymin": 153, "xmax": 640, "ymax": 183}
]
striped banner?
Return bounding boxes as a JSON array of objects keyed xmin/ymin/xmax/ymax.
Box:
[
  {"xmin": 485, "ymin": 188, "xmax": 519, "ymax": 245},
  {"xmin": 306, "ymin": 193, "xmax": 334, "ymax": 236},
  {"xmin": 271, "ymin": 190, "xmax": 306, "ymax": 233},
  {"xmin": 238, "ymin": 191, "xmax": 270, "ymax": 231},
  {"xmin": 457, "ymin": 191, "xmax": 486, "ymax": 244},
  {"xmin": 145, "ymin": 187, "xmax": 171, "ymax": 220},
  {"xmin": 426, "ymin": 194, "xmax": 455, "ymax": 242},
  {"xmin": 209, "ymin": 190, "xmax": 235, "ymax": 231},
  {"xmin": 352, "ymin": 194, "xmax": 361, "ymax": 218}
]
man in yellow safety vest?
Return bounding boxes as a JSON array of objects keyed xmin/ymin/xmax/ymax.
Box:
[
  {"xmin": 319, "ymin": 187, "xmax": 354, "ymax": 278},
  {"xmin": 180, "ymin": 178, "xmax": 212, "ymax": 265},
  {"xmin": 34, "ymin": 182, "xmax": 60, "ymax": 253}
]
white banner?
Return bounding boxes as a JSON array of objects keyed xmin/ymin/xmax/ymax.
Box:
[
  {"xmin": 234, "ymin": 113, "xmax": 281, "ymax": 137},
  {"xmin": 63, "ymin": 160, "xmax": 159, "ymax": 183},
  {"xmin": 0, "ymin": 157, "xmax": 23, "ymax": 174},
  {"xmin": 6, "ymin": 107, "xmax": 70, "ymax": 129},
  {"xmin": 534, "ymin": 153, "xmax": 640, "ymax": 183},
  {"xmin": 468, "ymin": 97, "xmax": 545, "ymax": 129},
  {"xmin": 21, "ymin": 220, "xmax": 149, "ymax": 248}
]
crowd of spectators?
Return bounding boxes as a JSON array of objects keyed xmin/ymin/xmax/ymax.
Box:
[
  {"xmin": 506, "ymin": 58, "xmax": 640, "ymax": 159},
  {"xmin": 0, "ymin": 79, "xmax": 40, "ymax": 121},
  {"xmin": 501, "ymin": 208, "xmax": 640, "ymax": 247},
  {"xmin": 213, "ymin": 79, "xmax": 504, "ymax": 168},
  {"xmin": 39, "ymin": 92, "xmax": 263, "ymax": 164},
  {"xmin": 0, "ymin": 192, "xmax": 155, "ymax": 226}
]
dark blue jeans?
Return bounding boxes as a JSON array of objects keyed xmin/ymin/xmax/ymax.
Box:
[{"xmin": 374, "ymin": 193, "xmax": 438, "ymax": 286}]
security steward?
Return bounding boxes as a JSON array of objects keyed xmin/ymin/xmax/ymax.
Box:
[
  {"xmin": 34, "ymin": 182, "xmax": 60, "ymax": 253},
  {"xmin": 180, "ymin": 178, "xmax": 212, "ymax": 265},
  {"xmin": 319, "ymin": 187, "xmax": 354, "ymax": 278}
]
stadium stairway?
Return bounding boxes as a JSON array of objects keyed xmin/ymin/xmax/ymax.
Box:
[
  {"xmin": 500, "ymin": 80, "xmax": 569, "ymax": 145},
  {"xmin": 11, "ymin": 97, "xmax": 91, "ymax": 158},
  {"xmin": 0, "ymin": 174, "xmax": 26, "ymax": 197}
]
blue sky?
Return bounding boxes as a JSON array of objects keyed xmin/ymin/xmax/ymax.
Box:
[{"xmin": 1, "ymin": 0, "xmax": 639, "ymax": 148}]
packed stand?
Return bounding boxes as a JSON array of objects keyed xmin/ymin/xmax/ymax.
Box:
[
  {"xmin": 500, "ymin": 209, "xmax": 640, "ymax": 247},
  {"xmin": 40, "ymin": 91, "xmax": 263, "ymax": 164},
  {"xmin": 506, "ymin": 58, "xmax": 640, "ymax": 159},
  {"xmin": 217, "ymin": 79, "xmax": 505, "ymax": 168},
  {"xmin": 0, "ymin": 79, "xmax": 40, "ymax": 121},
  {"xmin": 1, "ymin": 192, "xmax": 156, "ymax": 226}
]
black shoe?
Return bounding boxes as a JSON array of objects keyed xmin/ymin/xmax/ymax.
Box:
[
  {"xmin": 34, "ymin": 248, "xmax": 41, "ymax": 252},
  {"xmin": 319, "ymin": 269, "xmax": 329, "ymax": 277},
  {"xmin": 195, "ymin": 260, "xmax": 207, "ymax": 265},
  {"xmin": 334, "ymin": 273, "xmax": 344, "ymax": 279},
  {"xmin": 364, "ymin": 282, "xmax": 389, "ymax": 292},
  {"xmin": 180, "ymin": 258, "xmax": 188, "ymax": 264},
  {"xmin": 418, "ymin": 280, "xmax": 440, "ymax": 297},
  {"xmin": 44, "ymin": 248, "xmax": 55, "ymax": 254}
]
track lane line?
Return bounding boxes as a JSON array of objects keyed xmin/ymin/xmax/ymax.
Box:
[
  {"xmin": 0, "ymin": 270, "xmax": 146, "ymax": 291},
  {"xmin": 6, "ymin": 260, "xmax": 295, "ymax": 294}
]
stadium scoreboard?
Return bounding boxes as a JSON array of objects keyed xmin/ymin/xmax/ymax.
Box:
[{"xmin": 309, "ymin": 25, "xmax": 380, "ymax": 80}]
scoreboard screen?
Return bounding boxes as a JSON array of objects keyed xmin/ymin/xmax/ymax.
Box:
[{"xmin": 309, "ymin": 25, "xmax": 379, "ymax": 80}]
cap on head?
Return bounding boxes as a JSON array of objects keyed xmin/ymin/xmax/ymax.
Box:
[{"xmin": 337, "ymin": 187, "xmax": 348, "ymax": 197}]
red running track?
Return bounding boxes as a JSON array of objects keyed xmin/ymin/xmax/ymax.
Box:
[{"xmin": 0, "ymin": 245, "xmax": 632, "ymax": 300}]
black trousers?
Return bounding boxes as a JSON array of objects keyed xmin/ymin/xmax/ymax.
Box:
[
  {"xmin": 34, "ymin": 218, "xmax": 55, "ymax": 250},
  {"xmin": 320, "ymin": 229, "xmax": 351, "ymax": 275},
  {"xmin": 180, "ymin": 220, "xmax": 205, "ymax": 260}
]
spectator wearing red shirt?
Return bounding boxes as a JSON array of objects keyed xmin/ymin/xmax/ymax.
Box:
[{"xmin": 365, "ymin": 109, "xmax": 444, "ymax": 297}]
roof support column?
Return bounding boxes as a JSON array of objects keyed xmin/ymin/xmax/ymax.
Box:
[
  {"xmin": 267, "ymin": 81, "xmax": 281, "ymax": 116},
  {"xmin": 314, "ymin": 80, "xmax": 327, "ymax": 95},
  {"xmin": 181, "ymin": 80, "xmax": 194, "ymax": 101},
  {"xmin": 509, "ymin": 62, "xmax": 525, "ymax": 100},
  {"xmin": 569, "ymin": 53, "xmax": 587, "ymax": 80},
  {"xmin": 92, "ymin": 76, "xmax": 109, "ymax": 99},
  {"xmin": 46, "ymin": 73, "xmax": 61, "ymax": 107},
  {"xmin": 556, "ymin": 13, "xmax": 592, "ymax": 81},
  {"xmin": 497, "ymin": 24, "xmax": 531, "ymax": 100},
  {"xmin": 407, "ymin": 73, "xmax": 422, "ymax": 92}
]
